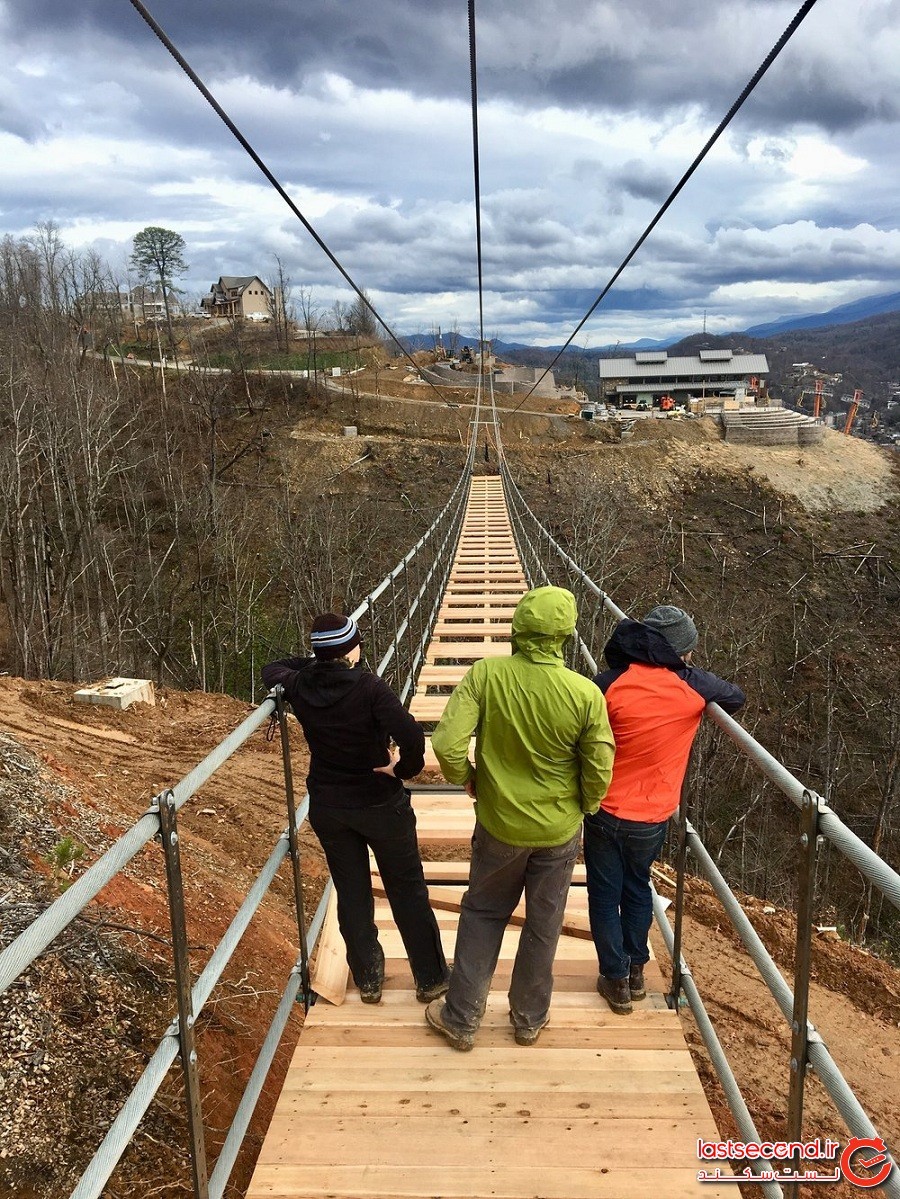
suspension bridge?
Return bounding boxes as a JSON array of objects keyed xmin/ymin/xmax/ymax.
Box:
[
  {"xmin": 3, "ymin": 0, "xmax": 899, "ymax": 1194},
  {"xmin": 2, "ymin": 395, "xmax": 899, "ymax": 1199},
  {"xmin": 243, "ymin": 468, "xmax": 731, "ymax": 1199}
]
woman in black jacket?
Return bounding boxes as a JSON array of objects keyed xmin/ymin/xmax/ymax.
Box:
[{"xmin": 262, "ymin": 613, "xmax": 448, "ymax": 1004}]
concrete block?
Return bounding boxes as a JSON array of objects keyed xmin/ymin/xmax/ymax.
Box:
[{"xmin": 74, "ymin": 678, "xmax": 156, "ymax": 710}]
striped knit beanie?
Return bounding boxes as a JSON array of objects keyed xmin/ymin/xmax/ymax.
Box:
[{"xmin": 310, "ymin": 613, "xmax": 361, "ymax": 660}]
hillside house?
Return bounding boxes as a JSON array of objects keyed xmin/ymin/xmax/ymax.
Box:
[
  {"xmin": 201, "ymin": 276, "xmax": 275, "ymax": 320},
  {"xmin": 599, "ymin": 349, "xmax": 769, "ymax": 407},
  {"xmin": 120, "ymin": 285, "xmax": 167, "ymax": 323}
]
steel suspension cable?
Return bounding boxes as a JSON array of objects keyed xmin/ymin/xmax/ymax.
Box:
[
  {"xmin": 507, "ymin": 0, "xmax": 822, "ymax": 414},
  {"xmin": 467, "ymin": 0, "xmax": 486, "ymax": 362},
  {"xmin": 128, "ymin": 0, "xmax": 455, "ymax": 405},
  {"xmin": 467, "ymin": 0, "xmax": 502, "ymax": 449}
]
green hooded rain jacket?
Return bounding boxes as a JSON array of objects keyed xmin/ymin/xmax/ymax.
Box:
[{"xmin": 431, "ymin": 586, "xmax": 615, "ymax": 847}]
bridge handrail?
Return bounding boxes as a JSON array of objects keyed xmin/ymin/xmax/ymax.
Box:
[
  {"xmin": 1, "ymin": 447, "xmax": 478, "ymax": 1198},
  {"xmin": 501, "ymin": 453, "xmax": 900, "ymax": 1195},
  {"xmin": 501, "ymin": 458, "xmax": 900, "ymax": 912},
  {"xmin": 0, "ymin": 698, "xmax": 275, "ymax": 994}
]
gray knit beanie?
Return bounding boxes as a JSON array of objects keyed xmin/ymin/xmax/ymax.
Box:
[{"xmin": 642, "ymin": 605, "xmax": 698, "ymax": 655}]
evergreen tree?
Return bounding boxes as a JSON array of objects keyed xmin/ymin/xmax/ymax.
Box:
[{"xmin": 129, "ymin": 226, "xmax": 187, "ymax": 352}]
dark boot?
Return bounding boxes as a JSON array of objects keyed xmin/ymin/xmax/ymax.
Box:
[
  {"xmin": 628, "ymin": 964, "xmax": 646, "ymax": 1001},
  {"xmin": 357, "ymin": 966, "xmax": 384, "ymax": 1004},
  {"xmin": 597, "ymin": 974, "xmax": 633, "ymax": 1015},
  {"xmin": 416, "ymin": 977, "xmax": 450, "ymax": 1004}
]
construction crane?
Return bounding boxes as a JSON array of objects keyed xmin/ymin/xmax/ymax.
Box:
[{"xmin": 843, "ymin": 388, "xmax": 863, "ymax": 435}]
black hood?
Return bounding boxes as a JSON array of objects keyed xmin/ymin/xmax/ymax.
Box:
[
  {"xmin": 287, "ymin": 657, "xmax": 368, "ymax": 708},
  {"xmin": 603, "ymin": 619, "xmax": 686, "ymax": 672}
]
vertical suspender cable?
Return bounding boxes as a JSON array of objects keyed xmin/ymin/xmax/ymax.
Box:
[{"xmin": 467, "ymin": 0, "xmax": 486, "ymax": 361}]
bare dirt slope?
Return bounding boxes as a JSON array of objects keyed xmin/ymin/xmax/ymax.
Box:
[
  {"xmin": 540, "ymin": 414, "xmax": 897, "ymax": 514},
  {"xmin": 2, "ymin": 676, "xmax": 899, "ymax": 1198},
  {"xmin": 650, "ymin": 875, "xmax": 900, "ymax": 1198},
  {"xmin": 0, "ymin": 678, "xmax": 323, "ymax": 1199}
]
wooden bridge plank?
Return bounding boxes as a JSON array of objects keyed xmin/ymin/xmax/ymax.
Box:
[
  {"xmin": 308, "ymin": 888, "xmax": 348, "ymax": 1006},
  {"xmin": 248, "ymin": 1164, "xmax": 734, "ymax": 1198}
]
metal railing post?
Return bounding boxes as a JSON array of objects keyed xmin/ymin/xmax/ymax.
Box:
[
  {"xmin": 668, "ymin": 771, "xmax": 691, "ymax": 1009},
  {"xmin": 785, "ymin": 789, "xmax": 819, "ymax": 1194},
  {"xmin": 157, "ymin": 789, "xmax": 210, "ymax": 1199},
  {"xmin": 274, "ymin": 688, "xmax": 311, "ymax": 1011}
]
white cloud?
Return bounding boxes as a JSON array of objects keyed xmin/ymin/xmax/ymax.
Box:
[{"xmin": 0, "ymin": 0, "xmax": 899, "ymax": 344}]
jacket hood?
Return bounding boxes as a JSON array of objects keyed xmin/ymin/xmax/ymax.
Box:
[
  {"xmin": 510, "ymin": 586, "xmax": 577, "ymax": 664},
  {"xmin": 604, "ymin": 618, "xmax": 686, "ymax": 671},
  {"xmin": 288, "ymin": 657, "xmax": 368, "ymax": 708}
]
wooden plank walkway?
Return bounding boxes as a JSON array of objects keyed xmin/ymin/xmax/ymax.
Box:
[
  {"xmin": 414, "ymin": 475, "xmax": 524, "ymax": 769},
  {"xmin": 246, "ymin": 475, "xmax": 731, "ymax": 1199},
  {"xmin": 248, "ymin": 852, "xmax": 731, "ymax": 1197}
]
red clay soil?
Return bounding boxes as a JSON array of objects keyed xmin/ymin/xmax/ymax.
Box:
[
  {"xmin": 0, "ymin": 676, "xmax": 324, "ymax": 1199},
  {"xmin": 2, "ymin": 676, "xmax": 899, "ymax": 1198}
]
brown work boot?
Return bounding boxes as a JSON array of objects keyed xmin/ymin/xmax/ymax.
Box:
[
  {"xmin": 425, "ymin": 999, "xmax": 475, "ymax": 1052},
  {"xmin": 628, "ymin": 964, "xmax": 646, "ymax": 1001},
  {"xmin": 597, "ymin": 974, "xmax": 633, "ymax": 1015}
]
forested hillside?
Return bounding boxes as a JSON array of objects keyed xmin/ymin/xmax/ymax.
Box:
[
  {"xmin": 2, "ymin": 228, "xmax": 899, "ymax": 961},
  {"xmin": 0, "ymin": 233, "xmax": 463, "ymax": 697}
]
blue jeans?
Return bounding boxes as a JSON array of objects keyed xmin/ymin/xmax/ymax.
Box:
[{"xmin": 583, "ymin": 808, "xmax": 668, "ymax": 980}]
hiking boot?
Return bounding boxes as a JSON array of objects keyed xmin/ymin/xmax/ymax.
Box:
[
  {"xmin": 628, "ymin": 965, "xmax": 646, "ymax": 1001},
  {"xmin": 509, "ymin": 1012, "xmax": 549, "ymax": 1046},
  {"xmin": 425, "ymin": 999, "xmax": 475, "ymax": 1052},
  {"xmin": 597, "ymin": 974, "xmax": 633, "ymax": 1015},
  {"xmin": 416, "ymin": 977, "xmax": 450, "ymax": 1004},
  {"xmin": 357, "ymin": 970, "xmax": 383, "ymax": 1004}
]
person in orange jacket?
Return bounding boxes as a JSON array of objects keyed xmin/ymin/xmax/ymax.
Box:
[{"xmin": 587, "ymin": 606, "xmax": 745, "ymax": 1014}]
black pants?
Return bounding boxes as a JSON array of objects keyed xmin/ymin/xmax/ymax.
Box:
[{"xmin": 308, "ymin": 791, "xmax": 448, "ymax": 992}]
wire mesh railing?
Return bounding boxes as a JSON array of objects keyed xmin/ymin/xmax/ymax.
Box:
[{"xmin": 500, "ymin": 450, "xmax": 900, "ymax": 1196}]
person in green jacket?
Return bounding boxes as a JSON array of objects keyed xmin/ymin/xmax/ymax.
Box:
[{"xmin": 425, "ymin": 586, "xmax": 615, "ymax": 1051}]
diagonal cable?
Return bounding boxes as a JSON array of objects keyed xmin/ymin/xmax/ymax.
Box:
[
  {"xmin": 128, "ymin": 0, "xmax": 456, "ymax": 403},
  {"xmin": 508, "ymin": 0, "xmax": 822, "ymax": 414}
]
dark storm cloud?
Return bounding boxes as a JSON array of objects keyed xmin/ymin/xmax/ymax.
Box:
[
  {"xmin": 5, "ymin": 0, "xmax": 893, "ymax": 138},
  {"xmin": 610, "ymin": 160, "xmax": 671, "ymax": 205}
]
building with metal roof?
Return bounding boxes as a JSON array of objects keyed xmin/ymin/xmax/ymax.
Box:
[{"xmin": 598, "ymin": 349, "xmax": 769, "ymax": 406}]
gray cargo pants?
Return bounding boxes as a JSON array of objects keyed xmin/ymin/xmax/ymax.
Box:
[{"xmin": 441, "ymin": 820, "xmax": 581, "ymax": 1035}]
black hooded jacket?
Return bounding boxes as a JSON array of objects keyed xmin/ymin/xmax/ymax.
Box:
[
  {"xmin": 596, "ymin": 619, "xmax": 746, "ymax": 713},
  {"xmin": 261, "ymin": 656, "xmax": 426, "ymax": 808}
]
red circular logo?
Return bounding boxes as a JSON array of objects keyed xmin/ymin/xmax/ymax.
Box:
[{"xmin": 840, "ymin": 1138, "xmax": 894, "ymax": 1188}]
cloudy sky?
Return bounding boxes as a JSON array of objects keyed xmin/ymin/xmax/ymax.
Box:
[{"xmin": 2, "ymin": 0, "xmax": 899, "ymax": 345}]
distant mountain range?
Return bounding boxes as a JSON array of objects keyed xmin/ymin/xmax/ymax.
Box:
[
  {"xmin": 742, "ymin": 291, "xmax": 900, "ymax": 338},
  {"xmin": 400, "ymin": 290, "xmax": 900, "ymax": 356}
]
